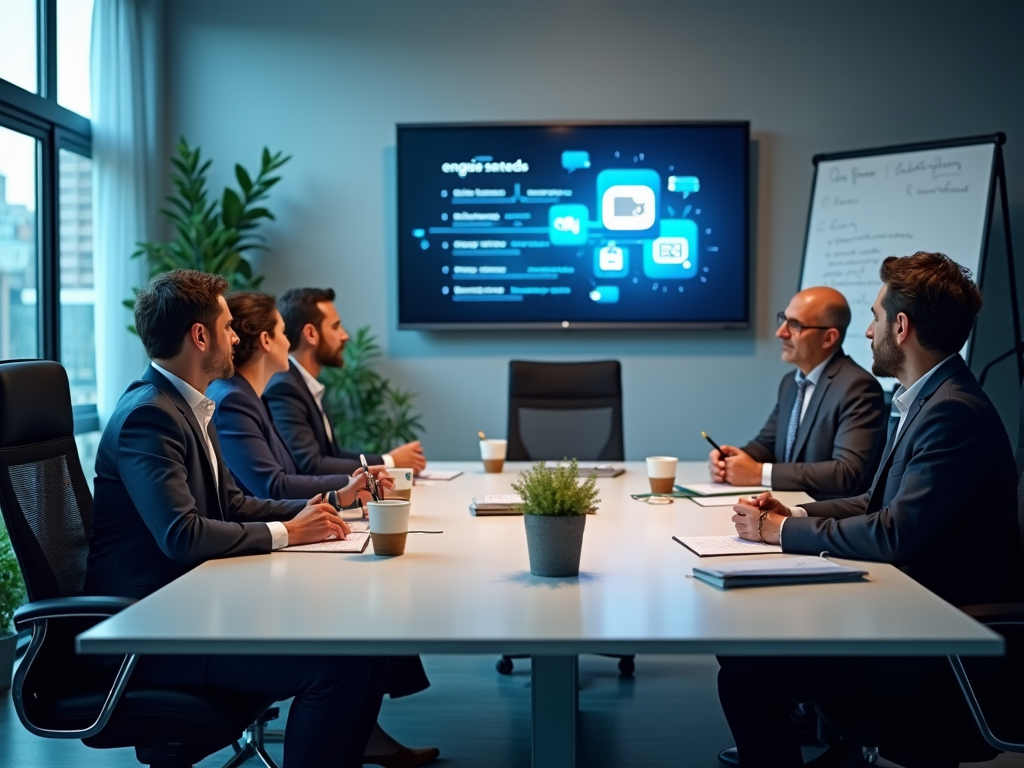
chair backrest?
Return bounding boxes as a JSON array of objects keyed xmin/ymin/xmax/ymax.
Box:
[
  {"xmin": 0, "ymin": 360, "xmax": 93, "ymax": 602},
  {"xmin": 506, "ymin": 360, "xmax": 624, "ymax": 462}
]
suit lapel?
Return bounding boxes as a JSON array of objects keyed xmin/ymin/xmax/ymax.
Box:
[
  {"xmin": 864, "ymin": 356, "xmax": 965, "ymax": 511},
  {"xmin": 207, "ymin": 423, "xmax": 230, "ymax": 520},
  {"xmin": 288, "ymin": 361, "xmax": 339, "ymax": 457},
  {"xmin": 790, "ymin": 353, "xmax": 844, "ymax": 462},
  {"xmin": 142, "ymin": 366, "xmax": 224, "ymax": 518},
  {"xmin": 775, "ymin": 373, "xmax": 799, "ymax": 462}
]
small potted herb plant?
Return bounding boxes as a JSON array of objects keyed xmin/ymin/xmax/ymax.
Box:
[
  {"xmin": 0, "ymin": 524, "xmax": 25, "ymax": 690},
  {"xmin": 512, "ymin": 460, "xmax": 600, "ymax": 577}
]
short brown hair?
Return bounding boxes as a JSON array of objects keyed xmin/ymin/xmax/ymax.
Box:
[
  {"xmin": 879, "ymin": 252, "xmax": 982, "ymax": 356},
  {"xmin": 226, "ymin": 292, "xmax": 279, "ymax": 367},
  {"xmin": 278, "ymin": 287, "xmax": 336, "ymax": 350},
  {"xmin": 135, "ymin": 269, "xmax": 228, "ymax": 360}
]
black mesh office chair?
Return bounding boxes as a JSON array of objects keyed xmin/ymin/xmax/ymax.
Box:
[
  {"xmin": 507, "ymin": 360, "xmax": 624, "ymax": 462},
  {"xmin": 498, "ymin": 360, "xmax": 634, "ymax": 676},
  {"xmin": 0, "ymin": 360, "xmax": 277, "ymax": 768}
]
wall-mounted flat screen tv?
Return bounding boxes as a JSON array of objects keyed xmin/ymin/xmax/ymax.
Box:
[{"xmin": 397, "ymin": 121, "xmax": 749, "ymax": 329}]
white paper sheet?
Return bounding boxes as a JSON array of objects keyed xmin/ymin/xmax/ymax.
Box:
[
  {"xmin": 674, "ymin": 535, "xmax": 782, "ymax": 556},
  {"xmin": 678, "ymin": 483, "xmax": 770, "ymax": 496},
  {"xmin": 284, "ymin": 532, "xmax": 370, "ymax": 553},
  {"xmin": 689, "ymin": 495, "xmax": 746, "ymax": 507},
  {"xmin": 417, "ymin": 470, "xmax": 463, "ymax": 481}
]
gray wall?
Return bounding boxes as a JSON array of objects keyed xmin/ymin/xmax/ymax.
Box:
[{"xmin": 163, "ymin": 0, "xmax": 1024, "ymax": 460}]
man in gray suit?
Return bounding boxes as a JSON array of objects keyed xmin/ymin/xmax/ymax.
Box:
[{"xmin": 710, "ymin": 286, "xmax": 887, "ymax": 499}]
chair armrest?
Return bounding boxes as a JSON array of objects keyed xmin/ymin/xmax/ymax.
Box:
[
  {"xmin": 14, "ymin": 596, "xmax": 137, "ymax": 629},
  {"xmin": 961, "ymin": 603, "xmax": 1024, "ymax": 626}
]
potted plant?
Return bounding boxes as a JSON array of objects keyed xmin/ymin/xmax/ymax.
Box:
[
  {"xmin": 512, "ymin": 460, "xmax": 600, "ymax": 577},
  {"xmin": 0, "ymin": 523, "xmax": 26, "ymax": 690}
]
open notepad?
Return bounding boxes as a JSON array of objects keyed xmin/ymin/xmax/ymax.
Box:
[
  {"xmin": 283, "ymin": 532, "xmax": 370, "ymax": 553},
  {"xmin": 674, "ymin": 535, "xmax": 782, "ymax": 556},
  {"xmin": 692, "ymin": 556, "xmax": 868, "ymax": 589}
]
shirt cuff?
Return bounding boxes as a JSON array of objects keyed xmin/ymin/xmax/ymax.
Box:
[
  {"xmin": 761, "ymin": 463, "xmax": 773, "ymax": 487},
  {"xmin": 381, "ymin": 454, "xmax": 395, "ymax": 468},
  {"xmin": 267, "ymin": 521, "xmax": 289, "ymax": 550},
  {"xmin": 791, "ymin": 506, "xmax": 808, "ymax": 517}
]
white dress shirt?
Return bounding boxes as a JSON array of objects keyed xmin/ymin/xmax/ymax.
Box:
[
  {"xmin": 290, "ymin": 356, "xmax": 395, "ymax": 468},
  {"xmin": 761, "ymin": 352, "xmax": 837, "ymax": 486},
  {"xmin": 151, "ymin": 363, "xmax": 289, "ymax": 550},
  {"xmin": 780, "ymin": 354, "xmax": 957, "ymax": 539}
]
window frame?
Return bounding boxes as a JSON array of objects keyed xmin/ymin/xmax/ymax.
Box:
[{"xmin": 0, "ymin": 0, "xmax": 95, "ymax": 433}]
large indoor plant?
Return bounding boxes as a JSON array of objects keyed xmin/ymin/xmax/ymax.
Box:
[
  {"xmin": 320, "ymin": 326, "xmax": 424, "ymax": 455},
  {"xmin": 0, "ymin": 523, "xmax": 26, "ymax": 690},
  {"xmin": 512, "ymin": 460, "xmax": 600, "ymax": 577}
]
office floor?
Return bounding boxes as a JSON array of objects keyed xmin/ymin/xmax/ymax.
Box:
[{"xmin": 0, "ymin": 654, "xmax": 1020, "ymax": 767}]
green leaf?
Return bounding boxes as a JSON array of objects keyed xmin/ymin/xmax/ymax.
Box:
[{"xmin": 235, "ymin": 164, "xmax": 253, "ymax": 197}]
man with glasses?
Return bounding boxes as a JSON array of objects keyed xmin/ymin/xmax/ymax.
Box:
[{"xmin": 709, "ymin": 286, "xmax": 886, "ymax": 499}]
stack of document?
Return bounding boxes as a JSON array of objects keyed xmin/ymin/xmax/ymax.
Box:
[
  {"xmin": 544, "ymin": 461, "xmax": 624, "ymax": 478},
  {"xmin": 675, "ymin": 483, "xmax": 770, "ymax": 496},
  {"xmin": 469, "ymin": 494, "xmax": 523, "ymax": 516},
  {"xmin": 692, "ymin": 557, "xmax": 868, "ymax": 589}
]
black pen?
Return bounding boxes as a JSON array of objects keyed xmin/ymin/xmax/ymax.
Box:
[{"xmin": 701, "ymin": 431, "xmax": 724, "ymax": 455}]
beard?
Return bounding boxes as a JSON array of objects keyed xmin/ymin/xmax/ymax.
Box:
[
  {"xmin": 315, "ymin": 334, "xmax": 344, "ymax": 369},
  {"xmin": 203, "ymin": 334, "xmax": 235, "ymax": 381},
  {"xmin": 871, "ymin": 322, "xmax": 905, "ymax": 379}
]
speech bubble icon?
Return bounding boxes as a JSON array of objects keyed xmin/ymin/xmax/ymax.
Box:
[
  {"xmin": 561, "ymin": 150, "xmax": 591, "ymax": 173},
  {"xmin": 668, "ymin": 176, "xmax": 700, "ymax": 197}
]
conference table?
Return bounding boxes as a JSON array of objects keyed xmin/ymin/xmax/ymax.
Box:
[{"xmin": 77, "ymin": 461, "xmax": 1002, "ymax": 768}]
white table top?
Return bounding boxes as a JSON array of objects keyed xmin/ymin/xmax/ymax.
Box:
[{"xmin": 77, "ymin": 461, "xmax": 1002, "ymax": 657}]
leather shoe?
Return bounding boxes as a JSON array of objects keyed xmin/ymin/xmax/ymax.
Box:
[
  {"xmin": 363, "ymin": 745, "xmax": 440, "ymax": 768},
  {"xmin": 718, "ymin": 747, "xmax": 739, "ymax": 766}
]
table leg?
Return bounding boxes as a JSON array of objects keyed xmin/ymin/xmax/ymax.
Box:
[{"xmin": 531, "ymin": 655, "xmax": 578, "ymax": 768}]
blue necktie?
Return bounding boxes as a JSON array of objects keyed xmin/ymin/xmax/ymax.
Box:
[{"xmin": 784, "ymin": 373, "xmax": 809, "ymax": 463}]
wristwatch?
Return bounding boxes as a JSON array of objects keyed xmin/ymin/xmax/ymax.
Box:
[{"xmin": 325, "ymin": 489, "xmax": 341, "ymax": 512}]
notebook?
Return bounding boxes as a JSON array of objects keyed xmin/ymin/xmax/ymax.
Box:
[
  {"xmin": 283, "ymin": 532, "xmax": 371, "ymax": 553},
  {"xmin": 675, "ymin": 483, "xmax": 770, "ymax": 497},
  {"xmin": 544, "ymin": 461, "xmax": 625, "ymax": 478},
  {"xmin": 692, "ymin": 556, "xmax": 868, "ymax": 589},
  {"xmin": 418, "ymin": 470, "xmax": 462, "ymax": 481},
  {"xmin": 469, "ymin": 494, "xmax": 523, "ymax": 516}
]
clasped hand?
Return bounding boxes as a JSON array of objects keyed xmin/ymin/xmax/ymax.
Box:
[
  {"xmin": 709, "ymin": 446, "xmax": 763, "ymax": 486},
  {"xmin": 732, "ymin": 492, "xmax": 791, "ymax": 546}
]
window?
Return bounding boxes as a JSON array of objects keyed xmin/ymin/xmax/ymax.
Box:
[{"xmin": 0, "ymin": 0, "xmax": 95, "ymax": 437}]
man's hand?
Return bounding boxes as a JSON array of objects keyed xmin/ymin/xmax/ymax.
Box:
[
  {"xmin": 341, "ymin": 467, "xmax": 394, "ymax": 507},
  {"xmin": 388, "ymin": 441, "xmax": 427, "ymax": 474},
  {"xmin": 284, "ymin": 499, "xmax": 351, "ymax": 545},
  {"xmin": 731, "ymin": 493, "xmax": 791, "ymax": 545},
  {"xmin": 709, "ymin": 445, "xmax": 763, "ymax": 486}
]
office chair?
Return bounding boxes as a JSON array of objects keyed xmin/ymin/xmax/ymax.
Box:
[
  {"xmin": 498, "ymin": 360, "xmax": 634, "ymax": 677},
  {"xmin": 0, "ymin": 360, "xmax": 278, "ymax": 768},
  {"xmin": 506, "ymin": 360, "xmax": 624, "ymax": 462}
]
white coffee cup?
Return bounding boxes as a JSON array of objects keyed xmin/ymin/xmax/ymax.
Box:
[
  {"xmin": 646, "ymin": 456, "xmax": 678, "ymax": 494},
  {"xmin": 480, "ymin": 439, "xmax": 508, "ymax": 473},
  {"xmin": 387, "ymin": 468, "xmax": 414, "ymax": 500},
  {"xmin": 367, "ymin": 499, "xmax": 411, "ymax": 556}
]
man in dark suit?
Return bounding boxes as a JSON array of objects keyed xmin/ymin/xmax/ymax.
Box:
[
  {"xmin": 86, "ymin": 269, "xmax": 388, "ymax": 768},
  {"xmin": 720, "ymin": 253, "xmax": 1024, "ymax": 768},
  {"xmin": 264, "ymin": 287, "xmax": 427, "ymax": 476},
  {"xmin": 710, "ymin": 286, "xmax": 886, "ymax": 499}
]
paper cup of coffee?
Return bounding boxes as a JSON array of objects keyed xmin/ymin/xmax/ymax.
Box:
[
  {"xmin": 646, "ymin": 456, "xmax": 678, "ymax": 494},
  {"xmin": 368, "ymin": 499, "xmax": 411, "ymax": 556},
  {"xmin": 386, "ymin": 468, "xmax": 413, "ymax": 501},
  {"xmin": 480, "ymin": 439, "xmax": 507, "ymax": 473}
]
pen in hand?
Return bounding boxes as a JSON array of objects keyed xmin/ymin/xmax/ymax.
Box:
[{"xmin": 701, "ymin": 431, "xmax": 725, "ymax": 455}]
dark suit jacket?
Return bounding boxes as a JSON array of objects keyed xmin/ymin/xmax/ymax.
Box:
[
  {"xmin": 85, "ymin": 366, "xmax": 306, "ymax": 600},
  {"xmin": 782, "ymin": 356, "xmax": 1024, "ymax": 607},
  {"xmin": 264, "ymin": 361, "xmax": 383, "ymax": 475},
  {"xmin": 742, "ymin": 351, "xmax": 886, "ymax": 499},
  {"xmin": 207, "ymin": 374, "xmax": 354, "ymax": 500}
]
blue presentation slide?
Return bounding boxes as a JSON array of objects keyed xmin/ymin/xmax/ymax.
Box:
[{"xmin": 397, "ymin": 123, "xmax": 749, "ymax": 327}]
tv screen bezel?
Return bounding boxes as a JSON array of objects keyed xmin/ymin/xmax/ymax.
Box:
[{"xmin": 396, "ymin": 120, "xmax": 751, "ymax": 331}]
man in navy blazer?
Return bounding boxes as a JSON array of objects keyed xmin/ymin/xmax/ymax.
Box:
[
  {"xmin": 710, "ymin": 287, "xmax": 887, "ymax": 500},
  {"xmin": 264, "ymin": 287, "xmax": 427, "ymax": 476},
  {"xmin": 86, "ymin": 270, "xmax": 387, "ymax": 768},
  {"xmin": 719, "ymin": 253, "xmax": 1024, "ymax": 767}
]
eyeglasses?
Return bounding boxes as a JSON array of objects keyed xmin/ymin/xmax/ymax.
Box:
[{"xmin": 776, "ymin": 312, "xmax": 833, "ymax": 335}]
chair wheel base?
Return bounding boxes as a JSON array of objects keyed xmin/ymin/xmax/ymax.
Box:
[{"xmin": 496, "ymin": 658, "xmax": 514, "ymax": 675}]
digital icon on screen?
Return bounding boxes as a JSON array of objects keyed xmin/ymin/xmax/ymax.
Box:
[
  {"xmin": 589, "ymin": 286, "xmax": 620, "ymax": 304},
  {"xmin": 668, "ymin": 176, "xmax": 700, "ymax": 197},
  {"xmin": 561, "ymin": 150, "xmax": 591, "ymax": 172},
  {"xmin": 548, "ymin": 204, "xmax": 589, "ymax": 246},
  {"xmin": 597, "ymin": 169, "xmax": 660, "ymax": 232},
  {"xmin": 594, "ymin": 244, "xmax": 629, "ymax": 278},
  {"xmin": 643, "ymin": 218, "xmax": 699, "ymax": 279}
]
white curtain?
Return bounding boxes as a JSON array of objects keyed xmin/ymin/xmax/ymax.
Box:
[{"xmin": 90, "ymin": 0, "xmax": 162, "ymax": 423}]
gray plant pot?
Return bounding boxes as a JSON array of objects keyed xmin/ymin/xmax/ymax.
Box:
[
  {"xmin": 0, "ymin": 632, "xmax": 16, "ymax": 691},
  {"xmin": 524, "ymin": 514, "xmax": 587, "ymax": 577}
]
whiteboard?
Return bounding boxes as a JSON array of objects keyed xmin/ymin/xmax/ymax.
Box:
[{"xmin": 800, "ymin": 141, "xmax": 997, "ymax": 390}]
